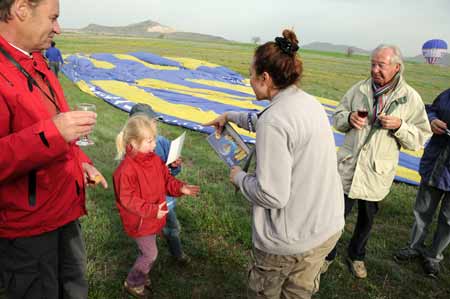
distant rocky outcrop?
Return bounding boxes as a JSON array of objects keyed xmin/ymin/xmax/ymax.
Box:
[{"xmin": 77, "ymin": 20, "xmax": 227, "ymax": 42}]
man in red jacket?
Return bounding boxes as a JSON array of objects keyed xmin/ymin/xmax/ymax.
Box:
[{"xmin": 0, "ymin": 1, "xmax": 107, "ymax": 298}]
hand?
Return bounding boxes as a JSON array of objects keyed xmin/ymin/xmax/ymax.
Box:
[
  {"xmin": 53, "ymin": 111, "xmax": 97, "ymax": 143},
  {"xmin": 180, "ymin": 184, "xmax": 200, "ymax": 196},
  {"xmin": 157, "ymin": 202, "xmax": 169, "ymax": 219},
  {"xmin": 169, "ymin": 158, "xmax": 182, "ymax": 168},
  {"xmin": 378, "ymin": 114, "xmax": 402, "ymax": 130},
  {"xmin": 430, "ymin": 119, "xmax": 447, "ymax": 135},
  {"xmin": 203, "ymin": 113, "xmax": 228, "ymax": 134},
  {"xmin": 230, "ymin": 166, "xmax": 243, "ymax": 185},
  {"xmin": 349, "ymin": 112, "xmax": 367, "ymax": 130},
  {"xmin": 82, "ymin": 163, "xmax": 108, "ymax": 189}
]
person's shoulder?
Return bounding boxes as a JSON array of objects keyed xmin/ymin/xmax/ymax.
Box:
[
  {"xmin": 349, "ymin": 79, "xmax": 369, "ymax": 91},
  {"xmin": 400, "ymin": 81, "xmax": 422, "ymax": 102},
  {"xmin": 438, "ymin": 88, "xmax": 450, "ymax": 99}
]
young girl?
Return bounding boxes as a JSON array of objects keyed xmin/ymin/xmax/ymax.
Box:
[{"xmin": 113, "ymin": 114, "xmax": 200, "ymax": 298}]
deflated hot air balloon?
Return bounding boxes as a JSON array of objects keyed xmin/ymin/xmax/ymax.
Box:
[{"xmin": 422, "ymin": 39, "xmax": 448, "ymax": 64}]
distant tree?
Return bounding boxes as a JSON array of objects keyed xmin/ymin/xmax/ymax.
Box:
[
  {"xmin": 158, "ymin": 33, "xmax": 165, "ymax": 39},
  {"xmin": 347, "ymin": 47, "xmax": 355, "ymax": 57},
  {"xmin": 252, "ymin": 36, "xmax": 261, "ymax": 44}
]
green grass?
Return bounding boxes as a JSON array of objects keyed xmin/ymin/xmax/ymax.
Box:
[{"xmin": 2, "ymin": 34, "xmax": 450, "ymax": 298}]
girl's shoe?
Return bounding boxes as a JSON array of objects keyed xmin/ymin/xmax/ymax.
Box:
[
  {"xmin": 124, "ymin": 280, "xmax": 147, "ymax": 298},
  {"xmin": 144, "ymin": 274, "xmax": 152, "ymax": 289}
]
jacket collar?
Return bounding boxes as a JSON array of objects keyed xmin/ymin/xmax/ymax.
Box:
[
  {"xmin": 0, "ymin": 34, "xmax": 48, "ymax": 74},
  {"xmin": 125, "ymin": 145, "xmax": 157, "ymax": 164},
  {"xmin": 359, "ymin": 75, "xmax": 407, "ymax": 106},
  {"xmin": 0, "ymin": 34, "xmax": 34, "ymax": 63},
  {"xmin": 257, "ymin": 85, "xmax": 298, "ymax": 117}
]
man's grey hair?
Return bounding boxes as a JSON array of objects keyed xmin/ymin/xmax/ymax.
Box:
[
  {"xmin": 371, "ymin": 44, "xmax": 405, "ymax": 74},
  {"xmin": 0, "ymin": 0, "xmax": 42, "ymax": 22}
]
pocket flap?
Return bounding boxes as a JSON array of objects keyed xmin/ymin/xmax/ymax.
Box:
[{"xmin": 373, "ymin": 159, "xmax": 396, "ymax": 175}]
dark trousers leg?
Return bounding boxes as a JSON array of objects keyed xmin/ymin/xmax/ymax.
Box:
[
  {"xmin": 59, "ymin": 220, "xmax": 88, "ymax": 299},
  {"xmin": 427, "ymin": 191, "xmax": 450, "ymax": 262},
  {"xmin": 325, "ymin": 195, "xmax": 356, "ymax": 261},
  {"xmin": 0, "ymin": 220, "xmax": 87, "ymax": 299},
  {"xmin": 0, "ymin": 228, "xmax": 59, "ymax": 299},
  {"xmin": 348, "ymin": 200, "xmax": 379, "ymax": 261}
]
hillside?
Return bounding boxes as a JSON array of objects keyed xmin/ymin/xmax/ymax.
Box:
[
  {"xmin": 302, "ymin": 41, "xmax": 370, "ymax": 55},
  {"xmin": 78, "ymin": 19, "xmax": 227, "ymax": 42}
]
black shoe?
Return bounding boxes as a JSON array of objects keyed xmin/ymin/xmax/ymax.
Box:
[
  {"xmin": 394, "ymin": 247, "xmax": 421, "ymax": 263},
  {"xmin": 423, "ymin": 259, "xmax": 440, "ymax": 278}
]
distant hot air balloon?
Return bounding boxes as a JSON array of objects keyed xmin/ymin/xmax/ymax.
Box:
[{"xmin": 422, "ymin": 39, "xmax": 448, "ymax": 64}]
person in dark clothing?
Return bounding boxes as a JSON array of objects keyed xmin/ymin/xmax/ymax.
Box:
[
  {"xmin": 395, "ymin": 88, "xmax": 450, "ymax": 278},
  {"xmin": 45, "ymin": 40, "xmax": 64, "ymax": 76}
]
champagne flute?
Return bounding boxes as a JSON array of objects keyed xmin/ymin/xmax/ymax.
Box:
[{"xmin": 75, "ymin": 103, "xmax": 96, "ymax": 146}]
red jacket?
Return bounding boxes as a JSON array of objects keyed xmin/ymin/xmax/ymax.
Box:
[
  {"xmin": 0, "ymin": 35, "xmax": 91, "ymax": 239},
  {"xmin": 113, "ymin": 150, "xmax": 184, "ymax": 238}
]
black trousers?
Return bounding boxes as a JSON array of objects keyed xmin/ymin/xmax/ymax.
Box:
[
  {"xmin": 0, "ymin": 220, "xmax": 88, "ymax": 299},
  {"xmin": 326, "ymin": 194, "xmax": 379, "ymax": 261}
]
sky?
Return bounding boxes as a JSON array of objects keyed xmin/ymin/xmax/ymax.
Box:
[{"xmin": 60, "ymin": 0, "xmax": 450, "ymax": 57}]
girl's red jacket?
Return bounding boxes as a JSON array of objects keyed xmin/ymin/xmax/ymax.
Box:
[{"xmin": 113, "ymin": 150, "xmax": 184, "ymax": 238}]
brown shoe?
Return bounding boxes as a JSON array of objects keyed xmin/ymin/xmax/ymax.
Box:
[
  {"xmin": 123, "ymin": 280, "xmax": 147, "ymax": 298},
  {"xmin": 347, "ymin": 258, "xmax": 367, "ymax": 279}
]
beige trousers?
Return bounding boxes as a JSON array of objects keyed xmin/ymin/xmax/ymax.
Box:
[{"xmin": 247, "ymin": 231, "xmax": 342, "ymax": 299}]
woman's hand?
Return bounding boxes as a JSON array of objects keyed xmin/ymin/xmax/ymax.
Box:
[
  {"xmin": 203, "ymin": 113, "xmax": 228, "ymax": 134},
  {"xmin": 180, "ymin": 184, "xmax": 200, "ymax": 196},
  {"xmin": 230, "ymin": 166, "xmax": 243, "ymax": 186}
]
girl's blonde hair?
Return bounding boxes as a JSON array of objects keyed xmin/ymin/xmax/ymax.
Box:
[{"xmin": 115, "ymin": 114, "xmax": 158, "ymax": 160}]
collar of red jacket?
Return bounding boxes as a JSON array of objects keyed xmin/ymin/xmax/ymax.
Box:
[
  {"xmin": 0, "ymin": 34, "xmax": 48, "ymax": 73},
  {"xmin": 125, "ymin": 144, "xmax": 157, "ymax": 164}
]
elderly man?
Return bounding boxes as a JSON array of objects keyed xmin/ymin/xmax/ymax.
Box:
[
  {"xmin": 322, "ymin": 45, "xmax": 432, "ymax": 279},
  {"xmin": 395, "ymin": 88, "xmax": 450, "ymax": 278},
  {"xmin": 0, "ymin": 1, "xmax": 107, "ymax": 298}
]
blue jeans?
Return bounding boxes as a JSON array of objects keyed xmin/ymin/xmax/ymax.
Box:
[{"xmin": 162, "ymin": 208, "xmax": 183, "ymax": 258}]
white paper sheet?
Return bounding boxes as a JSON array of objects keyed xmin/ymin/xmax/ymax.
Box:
[{"xmin": 166, "ymin": 132, "xmax": 186, "ymax": 165}]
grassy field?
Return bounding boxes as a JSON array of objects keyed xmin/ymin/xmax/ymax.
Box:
[{"xmin": 2, "ymin": 34, "xmax": 450, "ymax": 298}]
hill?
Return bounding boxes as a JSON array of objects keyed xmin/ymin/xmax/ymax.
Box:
[
  {"xmin": 77, "ymin": 19, "xmax": 227, "ymax": 42},
  {"xmin": 302, "ymin": 41, "xmax": 370, "ymax": 55}
]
